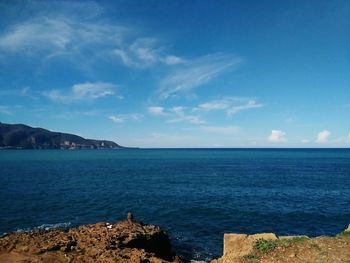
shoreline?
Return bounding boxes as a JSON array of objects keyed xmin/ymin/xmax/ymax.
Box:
[
  {"xmin": 0, "ymin": 213, "xmax": 183, "ymax": 263},
  {"xmin": 1, "ymin": 215, "xmax": 349, "ymax": 263}
]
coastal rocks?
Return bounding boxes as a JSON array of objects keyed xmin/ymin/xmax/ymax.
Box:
[
  {"xmin": 0, "ymin": 214, "xmax": 182, "ymax": 263},
  {"xmin": 211, "ymin": 233, "xmax": 277, "ymax": 263},
  {"xmin": 211, "ymin": 225, "xmax": 350, "ymax": 263}
]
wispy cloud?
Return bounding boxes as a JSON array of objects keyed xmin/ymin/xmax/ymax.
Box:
[
  {"xmin": 316, "ymin": 130, "xmax": 330, "ymax": 143},
  {"xmin": 163, "ymin": 55, "xmax": 185, "ymax": 65},
  {"xmin": 0, "ymin": 13, "xmax": 184, "ymax": 72},
  {"xmin": 148, "ymin": 105, "xmax": 204, "ymax": 124},
  {"xmin": 197, "ymin": 96, "xmax": 262, "ymax": 116},
  {"xmin": 268, "ymin": 129, "xmax": 286, "ymax": 142},
  {"xmin": 109, "ymin": 113, "xmax": 142, "ymax": 123},
  {"xmin": 0, "ymin": 105, "xmax": 13, "ymax": 115},
  {"xmin": 44, "ymin": 82, "xmax": 116, "ymax": 103},
  {"xmin": 148, "ymin": 106, "xmax": 166, "ymax": 115},
  {"xmin": 166, "ymin": 106, "xmax": 205, "ymax": 124},
  {"xmin": 113, "ymin": 38, "xmax": 184, "ymax": 68},
  {"xmin": 157, "ymin": 54, "xmax": 242, "ymax": 99},
  {"xmin": 0, "ymin": 16, "xmax": 126, "ymax": 58}
]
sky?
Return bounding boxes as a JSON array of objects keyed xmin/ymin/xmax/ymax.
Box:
[{"xmin": 0, "ymin": 0, "xmax": 349, "ymax": 148}]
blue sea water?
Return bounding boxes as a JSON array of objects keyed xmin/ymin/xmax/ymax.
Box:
[{"xmin": 0, "ymin": 149, "xmax": 350, "ymax": 261}]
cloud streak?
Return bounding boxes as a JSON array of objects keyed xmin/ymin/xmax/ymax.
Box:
[
  {"xmin": 148, "ymin": 105, "xmax": 205, "ymax": 124},
  {"xmin": 198, "ymin": 96, "xmax": 262, "ymax": 116},
  {"xmin": 0, "ymin": 14, "xmax": 184, "ymax": 72},
  {"xmin": 157, "ymin": 54, "xmax": 242, "ymax": 99},
  {"xmin": 0, "ymin": 16, "xmax": 126, "ymax": 58},
  {"xmin": 113, "ymin": 38, "xmax": 184, "ymax": 68},
  {"xmin": 0, "ymin": 105, "xmax": 13, "ymax": 115},
  {"xmin": 109, "ymin": 113, "xmax": 142, "ymax": 123},
  {"xmin": 44, "ymin": 82, "xmax": 116, "ymax": 103}
]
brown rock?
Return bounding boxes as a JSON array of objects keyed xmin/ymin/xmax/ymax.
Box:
[
  {"xmin": 213, "ymin": 233, "xmax": 277, "ymax": 263},
  {"xmin": 0, "ymin": 214, "xmax": 181, "ymax": 263},
  {"xmin": 223, "ymin": 234, "xmax": 249, "ymax": 258}
]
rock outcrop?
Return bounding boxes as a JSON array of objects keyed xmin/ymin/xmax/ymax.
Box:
[
  {"xmin": 0, "ymin": 214, "xmax": 182, "ymax": 263},
  {"xmin": 211, "ymin": 225, "xmax": 350, "ymax": 263},
  {"xmin": 211, "ymin": 233, "xmax": 277, "ymax": 263}
]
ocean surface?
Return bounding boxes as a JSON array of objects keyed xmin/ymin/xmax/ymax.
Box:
[{"xmin": 0, "ymin": 149, "xmax": 350, "ymax": 261}]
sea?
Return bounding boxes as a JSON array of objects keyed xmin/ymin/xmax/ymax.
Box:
[{"xmin": 0, "ymin": 148, "xmax": 349, "ymax": 261}]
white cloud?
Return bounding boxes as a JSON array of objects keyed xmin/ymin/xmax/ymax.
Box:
[
  {"xmin": 0, "ymin": 16, "xmax": 126, "ymax": 57},
  {"xmin": 113, "ymin": 38, "xmax": 184, "ymax": 68},
  {"xmin": 162, "ymin": 55, "xmax": 185, "ymax": 65},
  {"xmin": 148, "ymin": 105, "xmax": 204, "ymax": 124},
  {"xmin": 0, "ymin": 14, "xmax": 183, "ymax": 71},
  {"xmin": 198, "ymin": 97, "xmax": 262, "ymax": 116},
  {"xmin": 44, "ymin": 82, "xmax": 116, "ymax": 103},
  {"xmin": 316, "ymin": 130, "xmax": 331, "ymax": 143},
  {"xmin": 113, "ymin": 38, "xmax": 161, "ymax": 68},
  {"xmin": 109, "ymin": 113, "xmax": 142, "ymax": 124},
  {"xmin": 227, "ymin": 99, "xmax": 262, "ymax": 115},
  {"xmin": 268, "ymin": 130, "xmax": 286, "ymax": 142},
  {"xmin": 301, "ymin": 139, "xmax": 310, "ymax": 144},
  {"xmin": 166, "ymin": 106, "xmax": 204, "ymax": 124},
  {"xmin": 109, "ymin": 115, "xmax": 124, "ymax": 123},
  {"xmin": 157, "ymin": 54, "xmax": 242, "ymax": 99},
  {"xmin": 171, "ymin": 106, "xmax": 185, "ymax": 115},
  {"xmin": 148, "ymin": 106, "xmax": 165, "ymax": 115}
]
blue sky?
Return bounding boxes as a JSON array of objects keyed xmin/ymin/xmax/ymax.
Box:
[{"xmin": 0, "ymin": 0, "xmax": 349, "ymax": 147}]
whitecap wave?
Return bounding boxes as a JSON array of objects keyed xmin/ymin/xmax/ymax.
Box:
[{"xmin": 15, "ymin": 222, "xmax": 71, "ymax": 233}]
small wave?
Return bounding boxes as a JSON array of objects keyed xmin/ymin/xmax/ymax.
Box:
[{"xmin": 15, "ymin": 222, "xmax": 71, "ymax": 233}]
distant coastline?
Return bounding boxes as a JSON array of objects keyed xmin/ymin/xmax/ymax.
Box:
[{"xmin": 0, "ymin": 122, "xmax": 126, "ymax": 150}]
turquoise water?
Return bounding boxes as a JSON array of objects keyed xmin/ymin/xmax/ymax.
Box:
[{"xmin": 0, "ymin": 149, "xmax": 350, "ymax": 261}]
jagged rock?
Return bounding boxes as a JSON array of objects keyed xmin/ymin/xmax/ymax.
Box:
[{"xmin": 0, "ymin": 215, "xmax": 182, "ymax": 263}]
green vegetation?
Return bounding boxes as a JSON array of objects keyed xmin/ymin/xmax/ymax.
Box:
[
  {"xmin": 255, "ymin": 236, "xmax": 309, "ymax": 253},
  {"xmin": 255, "ymin": 239, "xmax": 277, "ymax": 252}
]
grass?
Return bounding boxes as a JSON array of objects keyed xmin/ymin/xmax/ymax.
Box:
[
  {"xmin": 254, "ymin": 239, "xmax": 277, "ymax": 252},
  {"xmin": 255, "ymin": 236, "xmax": 309, "ymax": 253}
]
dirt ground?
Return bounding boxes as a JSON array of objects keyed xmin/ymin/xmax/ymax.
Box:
[{"xmin": 240, "ymin": 235, "xmax": 350, "ymax": 263}]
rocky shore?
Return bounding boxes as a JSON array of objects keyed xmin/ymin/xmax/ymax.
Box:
[
  {"xmin": 1, "ymin": 215, "xmax": 349, "ymax": 263},
  {"xmin": 211, "ymin": 224, "xmax": 350, "ymax": 263},
  {"xmin": 0, "ymin": 213, "xmax": 183, "ymax": 263}
]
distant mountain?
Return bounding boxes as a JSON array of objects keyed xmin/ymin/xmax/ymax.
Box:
[{"xmin": 0, "ymin": 122, "xmax": 123, "ymax": 149}]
